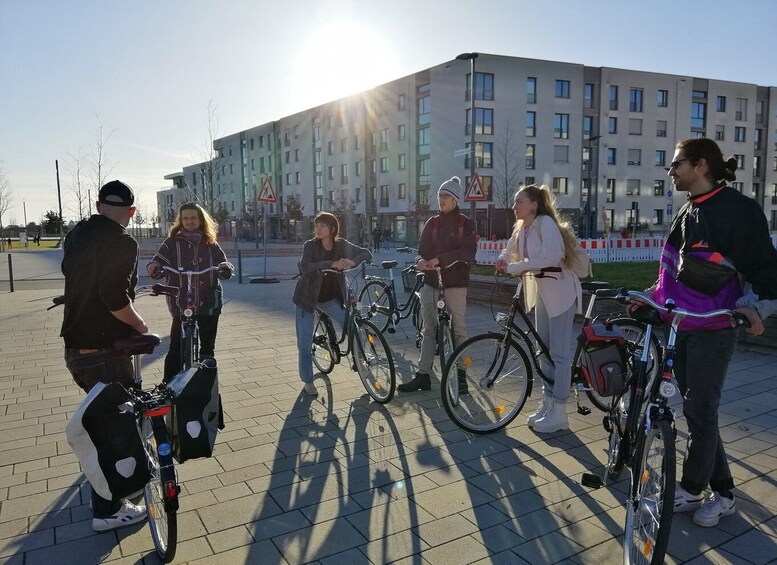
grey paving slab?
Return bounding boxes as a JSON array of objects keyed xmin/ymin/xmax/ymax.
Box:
[{"xmin": 1, "ymin": 280, "xmax": 776, "ymax": 564}]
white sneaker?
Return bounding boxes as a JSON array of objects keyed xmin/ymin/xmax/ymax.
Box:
[
  {"xmin": 527, "ymin": 396, "xmax": 552, "ymax": 426},
  {"xmin": 533, "ymin": 401, "xmax": 569, "ymax": 433},
  {"xmin": 92, "ymin": 500, "xmax": 147, "ymax": 532},
  {"xmin": 674, "ymin": 484, "xmax": 705, "ymax": 513},
  {"xmin": 303, "ymin": 382, "xmax": 319, "ymax": 396},
  {"xmin": 693, "ymin": 492, "xmax": 736, "ymax": 527}
]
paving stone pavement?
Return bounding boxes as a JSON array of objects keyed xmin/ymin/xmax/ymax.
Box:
[{"xmin": 1, "ymin": 279, "xmax": 777, "ymax": 564}]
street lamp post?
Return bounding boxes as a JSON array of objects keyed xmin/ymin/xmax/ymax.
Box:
[
  {"xmin": 456, "ymin": 52, "xmax": 479, "ymax": 224},
  {"xmin": 586, "ymin": 135, "xmax": 601, "ymax": 238}
]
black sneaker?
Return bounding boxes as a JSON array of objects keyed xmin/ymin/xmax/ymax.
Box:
[{"xmin": 397, "ymin": 372, "xmax": 431, "ymax": 392}]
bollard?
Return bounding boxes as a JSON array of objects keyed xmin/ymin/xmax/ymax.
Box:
[
  {"xmin": 8, "ymin": 254, "xmax": 14, "ymax": 293},
  {"xmin": 237, "ymin": 250, "xmax": 243, "ymax": 284}
]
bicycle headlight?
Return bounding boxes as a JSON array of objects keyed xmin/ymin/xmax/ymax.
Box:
[
  {"xmin": 436, "ymin": 300, "xmax": 445, "ymax": 309},
  {"xmin": 495, "ymin": 313, "xmax": 509, "ymax": 323},
  {"xmin": 659, "ymin": 381, "xmax": 676, "ymax": 398},
  {"xmin": 184, "ymin": 308, "xmax": 193, "ymax": 317}
]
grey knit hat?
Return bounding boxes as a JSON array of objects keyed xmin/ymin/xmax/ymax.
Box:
[{"xmin": 438, "ymin": 176, "xmax": 462, "ymax": 202}]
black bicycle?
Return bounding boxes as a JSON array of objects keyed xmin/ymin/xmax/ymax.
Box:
[
  {"xmin": 359, "ymin": 247, "xmax": 424, "ymax": 342},
  {"xmin": 312, "ymin": 265, "xmax": 397, "ymax": 403},
  {"xmin": 441, "ymin": 269, "xmax": 660, "ymax": 433}
]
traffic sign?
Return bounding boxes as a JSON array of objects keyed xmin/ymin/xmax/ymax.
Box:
[
  {"xmin": 257, "ymin": 176, "xmax": 277, "ymax": 203},
  {"xmin": 667, "ymin": 190, "xmax": 672, "ymax": 198},
  {"xmin": 666, "ymin": 204, "xmax": 673, "ymax": 215},
  {"xmin": 465, "ymin": 174, "xmax": 486, "ymax": 201}
]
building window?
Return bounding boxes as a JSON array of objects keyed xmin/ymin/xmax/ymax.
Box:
[
  {"xmin": 755, "ymin": 128, "xmax": 762, "ymax": 149},
  {"xmin": 327, "ymin": 141, "xmax": 334, "ymax": 155},
  {"xmin": 551, "ymin": 177, "xmax": 568, "ymax": 194},
  {"xmin": 629, "ymin": 88, "xmax": 643, "ymax": 112},
  {"xmin": 295, "ymin": 172, "xmax": 301, "ymax": 184},
  {"xmin": 628, "ymin": 149, "xmax": 641, "ymax": 166},
  {"xmin": 341, "ymin": 138, "xmax": 348, "ymax": 153},
  {"xmin": 418, "ymin": 96, "xmax": 431, "ymax": 125},
  {"xmin": 735, "ymin": 154, "xmax": 745, "ymax": 169},
  {"xmin": 418, "ymin": 127, "xmax": 430, "ymax": 155},
  {"xmin": 626, "ymin": 179, "xmax": 640, "ymax": 195},
  {"xmin": 653, "ymin": 208, "xmax": 664, "ymax": 225},
  {"xmin": 398, "ymin": 154, "xmax": 406, "ymax": 170},
  {"xmin": 735, "ymin": 126, "xmax": 746, "ymax": 142},
  {"xmin": 380, "ymin": 128, "xmax": 389, "ymax": 150},
  {"xmin": 691, "ymin": 102, "xmax": 707, "ymax": 129},
  {"xmin": 525, "ymin": 144, "xmax": 535, "ymax": 169},
  {"xmin": 380, "ymin": 185, "xmax": 389, "ymax": 207},
  {"xmin": 731, "ymin": 182, "xmax": 744, "ymax": 193},
  {"xmin": 654, "ymin": 179, "xmax": 665, "ymax": 196},
  {"xmin": 467, "ymin": 72, "xmax": 494, "ymax": 100},
  {"xmin": 716, "ymin": 96, "xmax": 726, "ymax": 112},
  {"xmin": 655, "ymin": 150, "xmax": 666, "ymax": 167},
  {"xmin": 286, "ymin": 173, "xmax": 292, "ymax": 186},
  {"xmin": 629, "ymin": 118, "xmax": 642, "ymax": 135},
  {"xmin": 327, "ymin": 166, "xmax": 334, "ymax": 180},
  {"xmin": 606, "ymin": 179, "xmax": 616, "ymax": 202},
  {"xmin": 380, "ymin": 157, "xmax": 389, "ymax": 172},
  {"xmin": 657, "ymin": 89, "xmax": 669, "ymax": 107},
  {"xmin": 285, "ymin": 151, "xmax": 291, "ymax": 164},
  {"xmin": 735, "ymin": 97, "xmax": 747, "ymax": 121},
  {"xmin": 553, "ymin": 145, "xmax": 569, "ymax": 163},
  {"xmin": 583, "ymin": 115, "xmax": 593, "ymax": 139},
  {"xmin": 715, "ymin": 125, "xmax": 725, "ymax": 141},
  {"xmin": 657, "ymin": 120, "xmax": 667, "ymax": 137},
  {"xmin": 554, "ymin": 113, "xmax": 569, "ymax": 139},
  {"xmin": 467, "ymin": 108, "xmax": 494, "ymax": 135},
  {"xmin": 525, "ymin": 176, "xmax": 535, "ymax": 185},
  {"xmin": 398, "ymin": 124, "xmax": 406, "ymax": 141},
  {"xmin": 295, "ymin": 149, "xmax": 300, "ymax": 161},
  {"xmin": 555, "ymin": 79, "xmax": 570, "ymax": 98},
  {"xmin": 526, "ymin": 111, "xmax": 536, "ymax": 137},
  {"xmin": 584, "ymin": 83, "xmax": 594, "ymax": 109},
  {"xmin": 607, "ymin": 148, "xmax": 617, "ymax": 165},
  {"xmin": 398, "ymin": 93, "xmax": 406, "ymax": 111},
  {"xmin": 465, "ymin": 142, "xmax": 493, "ymax": 168},
  {"xmin": 340, "ymin": 164, "xmax": 348, "ymax": 183},
  {"xmin": 398, "ymin": 183, "xmax": 406, "ymax": 199},
  {"xmin": 609, "ymin": 85, "xmax": 618, "ymax": 110},
  {"xmin": 250, "ymin": 158, "xmax": 255, "ymax": 171},
  {"xmin": 608, "ymin": 117, "xmax": 618, "ymax": 134},
  {"xmin": 354, "ymin": 160, "xmax": 361, "ymax": 177},
  {"xmin": 354, "ymin": 134, "xmax": 360, "ymax": 150},
  {"xmin": 418, "ymin": 158, "xmax": 430, "ymax": 184},
  {"xmin": 526, "ymin": 77, "xmax": 537, "ymax": 104}
]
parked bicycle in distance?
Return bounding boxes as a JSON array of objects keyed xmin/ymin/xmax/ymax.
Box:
[
  {"xmin": 441, "ymin": 268, "xmax": 660, "ymax": 434},
  {"xmin": 312, "ymin": 265, "xmax": 397, "ymax": 403},
  {"xmin": 359, "ymin": 247, "xmax": 424, "ymax": 346},
  {"xmin": 587, "ymin": 290, "xmax": 749, "ymax": 565}
]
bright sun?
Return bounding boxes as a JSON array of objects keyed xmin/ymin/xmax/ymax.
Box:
[{"xmin": 292, "ymin": 19, "xmax": 400, "ymax": 107}]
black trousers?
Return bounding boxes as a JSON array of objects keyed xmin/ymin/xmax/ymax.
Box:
[{"xmin": 164, "ymin": 314, "xmax": 220, "ymax": 380}]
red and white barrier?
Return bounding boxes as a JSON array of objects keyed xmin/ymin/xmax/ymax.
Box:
[{"xmin": 475, "ymin": 237, "xmax": 667, "ymax": 265}]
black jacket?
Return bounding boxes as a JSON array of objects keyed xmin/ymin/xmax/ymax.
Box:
[
  {"xmin": 416, "ymin": 207, "xmax": 477, "ymax": 288},
  {"xmin": 60, "ymin": 215, "xmax": 139, "ymax": 349}
]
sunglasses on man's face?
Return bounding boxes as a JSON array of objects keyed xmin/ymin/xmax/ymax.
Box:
[{"xmin": 664, "ymin": 158, "xmax": 693, "ymax": 172}]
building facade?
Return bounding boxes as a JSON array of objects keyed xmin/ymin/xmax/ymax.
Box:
[{"xmin": 161, "ymin": 53, "xmax": 777, "ymax": 243}]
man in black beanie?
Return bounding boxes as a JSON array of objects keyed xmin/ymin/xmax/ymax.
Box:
[{"xmin": 61, "ymin": 180, "xmax": 149, "ymax": 531}]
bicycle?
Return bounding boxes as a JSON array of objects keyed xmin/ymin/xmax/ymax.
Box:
[
  {"xmin": 53, "ymin": 284, "xmax": 181, "ymax": 562},
  {"xmin": 358, "ymin": 247, "xmax": 424, "ymax": 342},
  {"xmin": 441, "ymin": 268, "xmax": 660, "ymax": 434},
  {"xmin": 159, "ymin": 264, "xmax": 231, "ymax": 371},
  {"xmin": 311, "ymin": 265, "xmax": 397, "ymax": 403},
  {"xmin": 589, "ymin": 290, "xmax": 749, "ymax": 565}
]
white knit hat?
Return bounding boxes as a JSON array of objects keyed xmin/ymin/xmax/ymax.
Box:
[{"xmin": 438, "ymin": 176, "xmax": 462, "ymax": 202}]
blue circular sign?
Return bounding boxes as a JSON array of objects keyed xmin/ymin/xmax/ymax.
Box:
[{"xmin": 157, "ymin": 443, "xmax": 171, "ymax": 456}]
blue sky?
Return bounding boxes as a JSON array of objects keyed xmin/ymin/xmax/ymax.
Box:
[{"xmin": 2, "ymin": 0, "xmax": 776, "ymax": 225}]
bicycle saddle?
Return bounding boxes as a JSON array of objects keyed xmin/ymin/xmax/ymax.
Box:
[
  {"xmin": 114, "ymin": 333, "xmax": 162, "ymax": 354},
  {"xmin": 381, "ymin": 260, "xmax": 398, "ymax": 269}
]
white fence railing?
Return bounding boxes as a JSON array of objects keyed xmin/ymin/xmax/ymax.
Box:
[{"xmin": 475, "ymin": 237, "xmax": 666, "ymax": 265}]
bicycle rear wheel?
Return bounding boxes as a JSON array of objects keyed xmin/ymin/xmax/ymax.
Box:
[
  {"xmin": 623, "ymin": 417, "xmax": 675, "ymax": 565},
  {"xmin": 312, "ymin": 313, "xmax": 336, "ymax": 374},
  {"xmin": 441, "ymin": 334, "xmax": 532, "ymax": 434},
  {"xmin": 358, "ymin": 280, "xmax": 393, "ymax": 333},
  {"xmin": 142, "ymin": 417, "xmax": 177, "ymax": 563},
  {"xmin": 352, "ymin": 319, "xmax": 396, "ymax": 403}
]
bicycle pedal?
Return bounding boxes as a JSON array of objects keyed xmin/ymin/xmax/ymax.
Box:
[
  {"xmin": 581, "ymin": 473, "xmax": 603, "ymax": 489},
  {"xmin": 577, "ymin": 405, "xmax": 592, "ymax": 416},
  {"xmin": 387, "ymin": 328, "xmax": 396, "ymax": 334}
]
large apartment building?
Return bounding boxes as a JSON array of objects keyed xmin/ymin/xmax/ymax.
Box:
[{"xmin": 158, "ymin": 53, "xmax": 777, "ymax": 242}]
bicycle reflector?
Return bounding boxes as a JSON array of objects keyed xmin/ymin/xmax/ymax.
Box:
[
  {"xmin": 165, "ymin": 481, "xmax": 177, "ymax": 498},
  {"xmin": 462, "ymin": 357, "xmax": 473, "ymax": 367},
  {"xmin": 144, "ymin": 406, "xmax": 172, "ymax": 418}
]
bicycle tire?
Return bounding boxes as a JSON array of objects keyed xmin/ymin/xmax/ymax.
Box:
[
  {"xmin": 181, "ymin": 322, "xmax": 198, "ymax": 371},
  {"xmin": 358, "ymin": 280, "xmax": 394, "ymax": 333},
  {"xmin": 583, "ymin": 318, "xmax": 661, "ymax": 412},
  {"xmin": 623, "ymin": 417, "xmax": 675, "ymax": 565},
  {"xmin": 143, "ymin": 417, "xmax": 178, "ymax": 563},
  {"xmin": 312, "ymin": 313, "xmax": 336, "ymax": 374},
  {"xmin": 413, "ymin": 302, "xmax": 423, "ymax": 349},
  {"xmin": 441, "ymin": 333, "xmax": 532, "ymax": 434},
  {"xmin": 352, "ymin": 319, "xmax": 396, "ymax": 404},
  {"xmin": 437, "ymin": 318, "xmax": 454, "ymax": 372}
]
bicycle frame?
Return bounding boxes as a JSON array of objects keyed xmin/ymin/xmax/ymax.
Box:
[{"xmin": 364, "ymin": 263, "xmax": 425, "ymax": 325}]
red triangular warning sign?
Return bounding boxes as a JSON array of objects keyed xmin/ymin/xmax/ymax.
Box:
[
  {"xmin": 257, "ymin": 176, "xmax": 277, "ymax": 203},
  {"xmin": 465, "ymin": 174, "xmax": 486, "ymax": 201}
]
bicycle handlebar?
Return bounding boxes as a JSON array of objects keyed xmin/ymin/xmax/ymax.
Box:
[
  {"xmin": 161, "ymin": 265, "xmax": 223, "ymax": 276},
  {"xmin": 617, "ymin": 290, "xmax": 750, "ymax": 327},
  {"xmin": 397, "ymin": 247, "xmax": 417, "ymax": 254}
]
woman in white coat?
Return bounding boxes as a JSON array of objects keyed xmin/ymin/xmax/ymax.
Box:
[{"xmin": 496, "ymin": 184, "xmax": 582, "ymax": 433}]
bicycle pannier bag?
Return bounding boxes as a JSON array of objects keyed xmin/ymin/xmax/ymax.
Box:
[
  {"xmin": 166, "ymin": 357, "xmax": 223, "ymax": 463},
  {"xmin": 66, "ymin": 382, "xmax": 150, "ymax": 501},
  {"xmin": 578, "ymin": 323, "xmax": 628, "ymax": 397}
]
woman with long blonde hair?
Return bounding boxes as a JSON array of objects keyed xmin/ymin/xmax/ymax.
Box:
[{"xmin": 496, "ymin": 184, "xmax": 582, "ymax": 433}]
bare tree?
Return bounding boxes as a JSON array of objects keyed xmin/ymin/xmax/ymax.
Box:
[
  {"xmin": 66, "ymin": 147, "xmax": 90, "ymax": 220},
  {"xmin": 491, "ymin": 121, "xmax": 522, "ymax": 236},
  {"xmin": 185, "ymin": 100, "xmax": 225, "ymax": 215},
  {"xmin": 90, "ymin": 113, "xmax": 116, "ymax": 198},
  {"xmin": 0, "ymin": 164, "xmax": 12, "ymax": 252},
  {"xmin": 407, "ymin": 189, "xmax": 433, "ymax": 244}
]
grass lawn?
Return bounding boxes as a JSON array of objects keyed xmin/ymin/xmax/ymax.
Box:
[
  {"xmin": 3, "ymin": 239, "xmax": 61, "ymax": 251},
  {"xmin": 472, "ymin": 261, "xmax": 659, "ymax": 291}
]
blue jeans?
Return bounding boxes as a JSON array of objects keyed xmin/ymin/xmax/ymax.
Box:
[
  {"xmin": 673, "ymin": 328, "xmax": 737, "ymax": 495},
  {"xmin": 296, "ymin": 300, "xmax": 346, "ymax": 383}
]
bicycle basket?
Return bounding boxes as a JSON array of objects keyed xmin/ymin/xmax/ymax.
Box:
[
  {"xmin": 578, "ymin": 323, "xmax": 629, "ymax": 397},
  {"xmin": 401, "ymin": 262, "xmax": 418, "ymax": 292},
  {"xmin": 166, "ymin": 357, "xmax": 223, "ymax": 463}
]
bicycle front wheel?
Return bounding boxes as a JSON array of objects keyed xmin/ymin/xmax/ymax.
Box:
[
  {"xmin": 352, "ymin": 319, "xmax": 396, "ymax": 404},
  {"xmin": 358, "ymin": 280, "xmax": 393, "ymax": 333},
  {"xmin": 142, "ymin": 417, "xmax": 177, "ymax": 563},
  {"xmin": 442, "ymin": 334, "xmax": 532, "ymax": 434},
  {"xmin": 312, "ymin": 313, "xmax": 336, "ymax": 374},
  {"xmin": 181, "ymin": 322, "xmax": 198, "ymax": 371},
  {"xmin": 623, "ymin": 417, "xmax": 675, "ymax": 565},
  {"xmin": 437, "ymin": 318, "xmax": 454, "ymax": 372}
]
